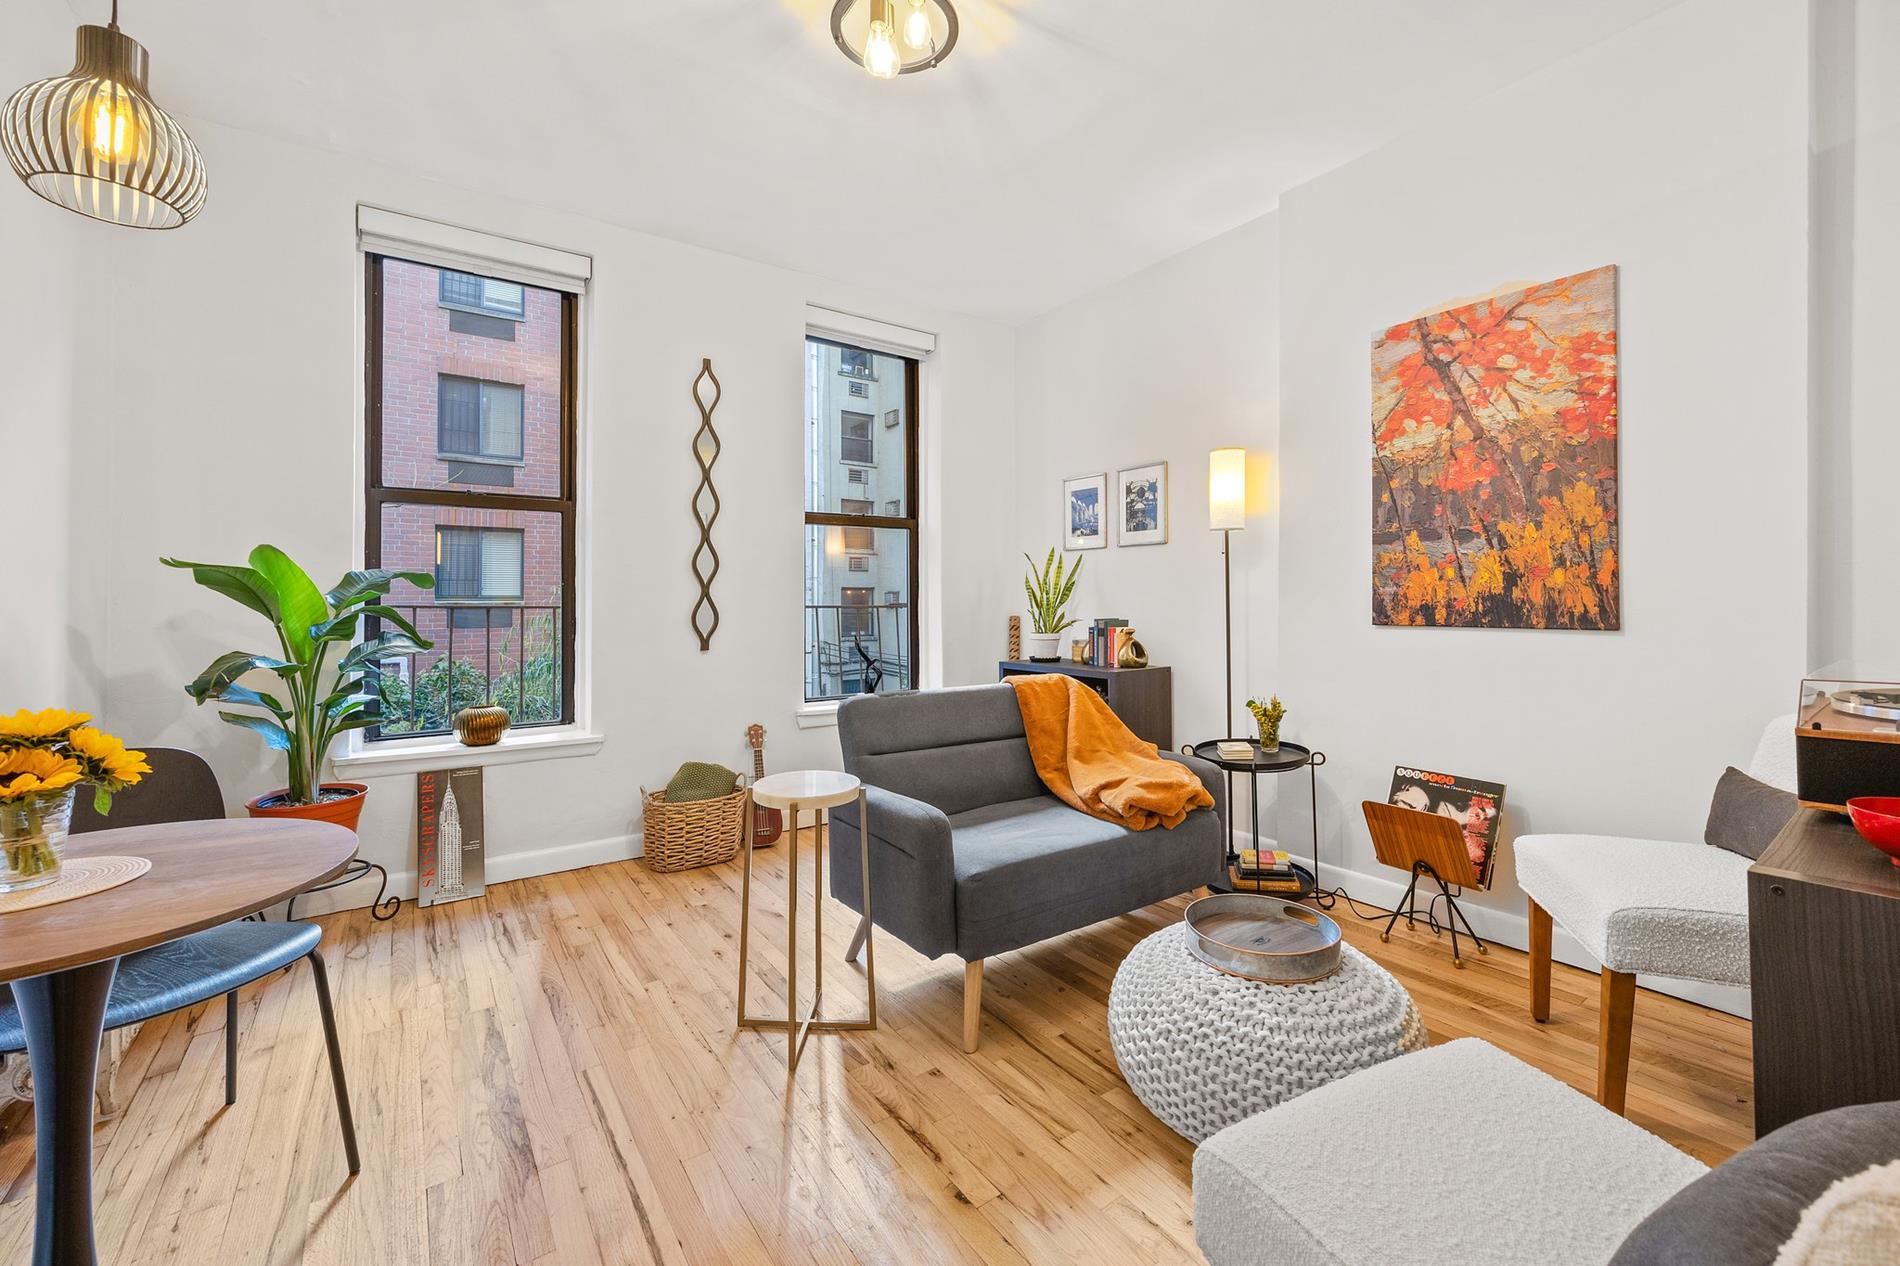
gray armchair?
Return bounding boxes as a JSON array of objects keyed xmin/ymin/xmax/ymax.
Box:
[{"xmin": 830, "ymin": 684, "xmax": 1225, "ymax": 1051}]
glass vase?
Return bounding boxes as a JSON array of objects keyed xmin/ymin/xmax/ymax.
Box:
[
  {"xmin": 1257, "ymin": 720, "xmax": 1281, "ymax": 755},
  {"xmin": 0, "ymin": 786, "xmax": 74, "ymax": 894}
]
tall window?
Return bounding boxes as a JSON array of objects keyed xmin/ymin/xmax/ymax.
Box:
[
  {"xmin": 805, "ymin": 336, "xmax": 917, "ymax": 701},
  {"xmin": 365, "ymin": 254, "xmax": 577, "ymax": 738}
]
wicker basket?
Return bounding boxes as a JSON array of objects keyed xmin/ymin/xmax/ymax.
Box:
[{"xmin": 641, "ymin": 782, "xmax": 746, "ymax": 873}]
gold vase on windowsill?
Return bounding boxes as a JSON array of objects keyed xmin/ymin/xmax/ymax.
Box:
[{"xmin": 454, "ymin": 705, "xmax": 511, "ymax": 747}]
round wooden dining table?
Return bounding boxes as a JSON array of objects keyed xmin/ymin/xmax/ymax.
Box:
[{"xmin": 0, "ymin": 818, "xmax": 357, "ymax": 1266}]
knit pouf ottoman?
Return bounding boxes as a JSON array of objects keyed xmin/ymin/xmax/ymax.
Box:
[{"xmin": 1109, "ymin": 922, "xmax": 1427, "ymax": 1142}]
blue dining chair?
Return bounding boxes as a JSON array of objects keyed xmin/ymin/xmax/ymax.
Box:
[{"xmin": 0, "ymin": 748, "xmax": 359, "ymax": 1174}]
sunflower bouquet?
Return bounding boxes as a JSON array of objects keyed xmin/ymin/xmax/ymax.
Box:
[{"xmin": 0, "ymin": 708, "xmax": 151, "ymax": 890}]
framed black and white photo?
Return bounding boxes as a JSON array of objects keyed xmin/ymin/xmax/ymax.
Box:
[
  {"xmin": 1063, "ymin": 473, "xmax": 1108, "ymax": 550},
  {"xmin": 1117, "ymin": 461, "xmax": 1169, "ymax": 546}
]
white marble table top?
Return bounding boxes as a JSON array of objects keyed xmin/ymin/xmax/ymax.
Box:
[{"xmin": 752, "ymin": 769, "xmax": 861, "ymax": 812}]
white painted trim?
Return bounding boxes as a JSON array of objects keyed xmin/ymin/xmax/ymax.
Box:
[
  {"xmin": 277, "ymin": 831, "xmax": 640, "ymax": 918},
  {"xmin": 795, "ymin": 701, "xmax": 841, "ymax": 729},
  {"xmin": 334, "ymin": 728, "xmax": 605, "ymax": 778},
  {"xmin": 357, "ymin": 205, "xmax": 592, "ymax": 291},
  {"xmin": 1237, "ymin": 831, "xmax": 1752, "ymax": 1019},
  {"xmin": 805, "ymin": 304, "xmax": 937, "ymax": 357}
]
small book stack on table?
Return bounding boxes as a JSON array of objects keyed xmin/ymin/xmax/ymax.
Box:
[
  {"xmin": 1236, "ymin": 849, "xmax": 1305, "ymax": 895},
  {"xmin": 1216, "ymin": 740, "xmax": 1255, "ymax": 762}
]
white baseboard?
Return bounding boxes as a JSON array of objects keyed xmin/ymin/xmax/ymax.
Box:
[
  {"xmin": 279, "ymin": 832, "xmax": 642, "ymax": 919},
  {"xmin": 1241, "ymin": 833, "xmax": 1752, "ymax": 1020}
]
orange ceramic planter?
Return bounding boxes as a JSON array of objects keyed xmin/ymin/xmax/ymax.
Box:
[{"xmin": 245, "ymin": 782, "xmax": 370, "ymax": 834}]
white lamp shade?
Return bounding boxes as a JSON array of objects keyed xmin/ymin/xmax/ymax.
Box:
[{"xmin": 1209, "ymin": 447, "xmax": 1246, "ymax": 530}]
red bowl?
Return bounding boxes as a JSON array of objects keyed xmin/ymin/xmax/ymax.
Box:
[{"xmin": 1846, "ymin": 797, "xmax": 1900, "ymax": 865}]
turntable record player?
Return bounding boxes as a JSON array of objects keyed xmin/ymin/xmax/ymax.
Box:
[{"xmin": 1796, "ymin": 666, "xmax": 1900, "ymax": 811}]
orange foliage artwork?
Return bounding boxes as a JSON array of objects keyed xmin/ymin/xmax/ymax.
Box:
[{"xmin": 1371, "ymin": 265, "xmax": 1619, "ymax": 630}]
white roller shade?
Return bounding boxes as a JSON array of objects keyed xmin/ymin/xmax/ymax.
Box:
[{"xmin": 358, "ymin": 205, "xmax": 592, "ymax": 294}]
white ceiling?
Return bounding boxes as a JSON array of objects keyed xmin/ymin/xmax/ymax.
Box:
[{"xmin": 60, "ymin": 0, "xmax": 1683, "ymax": 323}]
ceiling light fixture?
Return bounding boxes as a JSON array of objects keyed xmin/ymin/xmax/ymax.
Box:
[
  {"xmin": 2, "ymin": 0, "xmax": 207, "ymax": 229},
  {"xmin": 831, "ymin": 0, "xmax": 958, "ymax": 79}
]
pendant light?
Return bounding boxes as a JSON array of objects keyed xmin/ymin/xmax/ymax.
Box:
[
  {"xmin": 831, "ymin": 0, "xmax": 959, "ymax": 79},
  {"xmin": 2, "ymin": 1, "xmax": 208, "ymax": 229}
]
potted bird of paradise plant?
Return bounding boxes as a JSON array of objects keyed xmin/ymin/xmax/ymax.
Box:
[
  {"xmin": 162, "ymin": 546, "xmax": 434, "ymax": 831},
  {"xmin": 0, "ymin": 710, "xmax": 150, "ymax": 893}
]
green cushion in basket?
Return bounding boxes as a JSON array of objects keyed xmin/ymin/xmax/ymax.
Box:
[{"xmin": 664, "ymin": 762, "xmax": 741, "ymax": 803}]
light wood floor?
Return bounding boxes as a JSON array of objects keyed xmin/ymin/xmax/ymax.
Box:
[{"xmin": 0, "ymin": 840, "xmax": 1753, "ymax": 1265}]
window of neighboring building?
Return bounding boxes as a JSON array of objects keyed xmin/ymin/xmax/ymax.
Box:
[
  {"xmin": 366, "ymin": 253, "xmax": 578, "ymax": 739},
  {"xmin": 436, "ymin": 526, "xmax": 523, "ymax": 599},
  {"xmin": 804, "ymin": 335, "xmax": 917, "ymax": 702},
  {"xmin": 839, "ymin": 586, "xmax": 874, "ymax": 637},
  {"xmin": 438, "ymin": 376, "xmax": 525, "ymax": 462},
  {"xmin": 840, "ymin": 410, "xmax": 874, "ymax": 465},
  {"xmin": 439, "ymin": 269, "xmax": 526, "ymax": 319}
]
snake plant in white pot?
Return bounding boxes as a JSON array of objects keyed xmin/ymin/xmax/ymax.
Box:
[{"xmin": 1022, "ymin": 548, "xmax": 1081, "ymax": 661}]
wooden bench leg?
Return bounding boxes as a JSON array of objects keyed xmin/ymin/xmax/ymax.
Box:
[
  {"xmin": 1598, "ymin": 968, "xmax": 1635, "ymax": 1116},
  {"xmin": 1528, "ymin": 898, "xmax": 1552, "ymax": 1023},
  {"xmin": 963, "ymin": 959, "xmax": 984, "ymax": 1054}
]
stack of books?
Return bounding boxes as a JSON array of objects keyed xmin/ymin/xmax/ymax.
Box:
[
  {"xmin": 1216, "ymin": 740, "xmax": 1255, "ymax": 762},
  {"xmin": 1235, "ymin": 849, "xmax": 1305, "ymax": 896},
  {"xmin": 1089, "ymin": 618, "xmax": 1131, "ymax": 667}
]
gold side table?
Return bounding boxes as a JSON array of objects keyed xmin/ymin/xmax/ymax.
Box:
[{"xmin": 736, "ymin": 769, "xmax": 876, "ymax": 1076}]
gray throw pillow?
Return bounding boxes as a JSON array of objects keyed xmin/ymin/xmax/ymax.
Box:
[
  {"xmin": 1610, "ymin": 1102, "xmax": 1900, "ymax": 1265},
  {"xmin": 1704, "ymin": 765, "xmax": 1797, "ymax": 860}
]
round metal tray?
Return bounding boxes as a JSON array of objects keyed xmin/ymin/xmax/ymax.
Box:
[{"xmin": 1184, "ymin": 893, "xmax": 1342, "ymax": 983}]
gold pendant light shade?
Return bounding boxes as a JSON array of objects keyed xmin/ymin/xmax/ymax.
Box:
[{"xmin": 3, "ymin": 22, "xmax": 207, "ymax": 229}]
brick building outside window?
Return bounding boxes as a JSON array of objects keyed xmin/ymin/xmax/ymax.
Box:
[{"xmin": 365, "ymin": 257, "xmax": 576, "ymax": 738}]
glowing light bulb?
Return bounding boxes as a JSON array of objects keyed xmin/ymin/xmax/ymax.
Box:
[
  {"xmin": 864, "ymin": 18, "xmax": 901, "ymax": 79},
  {"xmin": 903, "ymin": 1, "xmax": 932, "ymax": 50},
  {"xmin": 87, "ymin": 85, "xmax": 137, "ymax": 161}
]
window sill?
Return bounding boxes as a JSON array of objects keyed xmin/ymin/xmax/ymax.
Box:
[
  {"xmin": 333, "ymin": 727, "xmax": 604, "ymax": 777},
  {"xmin": 795, "ymin": 701, "xmax": 841, "ymax": 730}
]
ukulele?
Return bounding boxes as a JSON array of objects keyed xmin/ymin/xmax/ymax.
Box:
[{"xmin": 745, "ymin": 724, "xmax": 784, "ymax": 846}]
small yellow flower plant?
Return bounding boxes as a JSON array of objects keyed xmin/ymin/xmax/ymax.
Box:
[{"xmin": 1, "ymin": 709, "xmax": 151, "ymax": 880}]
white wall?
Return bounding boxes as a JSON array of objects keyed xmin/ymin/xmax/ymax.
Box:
[
  {"xmin": 1013, "ymin": 216, "xmax": 1281, "ymax": 749},
  {"xmin": 0, "ymin": 3, "xmax": 107, "ymax": 713},
  {"xmin": 1810, "ymin": 0, "xmax": 1900, "ymax": 668},
  {"xmin": 1275, "ymin": 0, "xmax": 1811, "ymax": 1003},
  {"xmin": 52, "ymin": 115, "xmax": 1017, "ymax": 907}
]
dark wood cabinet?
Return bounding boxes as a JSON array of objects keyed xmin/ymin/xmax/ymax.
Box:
[
  {"xmin": 997, "ymin": 661, "xmax": 1172, "ymax": 750},
  {"xmin": 1748, "ymin": 809, "xmax": 1900, "ymax": 1136}
]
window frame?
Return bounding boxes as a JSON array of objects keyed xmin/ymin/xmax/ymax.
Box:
[
  {"xmin": 803, "ymin": 335, "xmax": 920, "ymax": 704},
  {"xmin": 839, "ymin": 409, "xmax": 875, "ymax": 466},
  {"xmin": 436, "ymin": 373, "xmax": 527, "ymax": 464},
  {"xmin": 364, "ymin": 253, "xmax": 579, "ymax": 737},
  {"xmin": 438, "ymin": 268, "xmax": 527, "ymax": 319},
  {"xmin": 434, "ymin": 524, "xmax": 526, "ymax": 601}
]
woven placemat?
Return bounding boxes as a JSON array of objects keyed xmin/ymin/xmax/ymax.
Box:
[{"xmin": 0, "ymin": 855, "xmax": 151, "ymax": 915}]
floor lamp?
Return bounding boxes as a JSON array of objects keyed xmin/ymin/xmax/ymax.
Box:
[{"xmin": 1209, "ymin": 448, "xmax": 1246, "ymax": 737}]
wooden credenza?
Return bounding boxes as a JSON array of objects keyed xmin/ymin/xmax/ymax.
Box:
[
  {"xmin": 1748, "ymin": 808, "xmax": 1900, "ymax": 1136},
  {"xmin": 997, "ymin": 661, "xmax": 1172, "ymax": 750}
]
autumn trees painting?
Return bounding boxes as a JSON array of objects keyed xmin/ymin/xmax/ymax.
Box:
[{"xmin": 1371, "ymin": 265, "xmax": 1619, "ymax": 630}]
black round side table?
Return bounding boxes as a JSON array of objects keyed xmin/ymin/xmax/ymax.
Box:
[{"xmin": 1187, "ymin": 739, "xmax": 1331, "ymax": 906}]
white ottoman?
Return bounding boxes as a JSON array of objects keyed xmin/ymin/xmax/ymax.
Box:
[
  {"xmin": 1108, "ymin": 921, "xmax": 1426, "ymax": 1142},
  {"xmin": 1193, "ymin": 1039, "xmax": 1709, "ymax": 1266}
]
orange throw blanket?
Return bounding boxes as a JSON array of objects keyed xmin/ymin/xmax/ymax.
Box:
[{"xmin": 1007, "ymin": 674, "xmax": 1214, "ymax": 831}]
